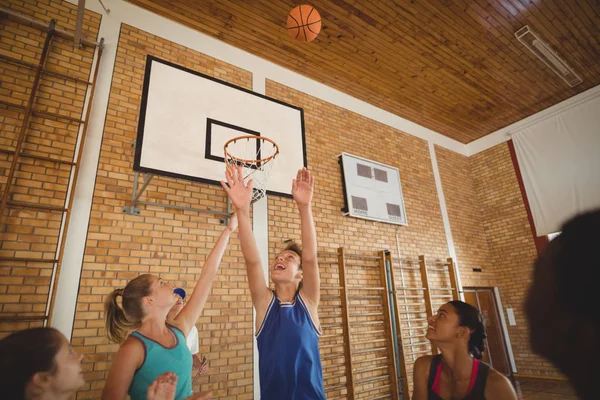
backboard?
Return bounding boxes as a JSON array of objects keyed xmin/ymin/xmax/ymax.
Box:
[{"xmin": 134, "ymin": 55, "xmax": 306, "ymax": 197}]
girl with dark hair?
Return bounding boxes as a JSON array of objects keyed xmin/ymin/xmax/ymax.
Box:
[
  {"xmin": 412, "ymin": 301, "xmax": 517, "ymax": 400},
  {"xmin": 0, "ymin": 327, "xmax": 178, "ymax": 400},
  {"xmin": 0, "ymin": 327, "xmax": 83, "ymax": 400},
  {"xmin": 101, "ymin": 215, "xmax": 237, "ymax": 400}
]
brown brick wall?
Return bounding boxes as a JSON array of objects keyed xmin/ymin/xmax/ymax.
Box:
[
  {"xmin": 437, "ymin": 143, "xmax": 560, "ymax": 377},
  {"xmin": 435, "ymin": 146, "xmax": 495, "ymax": 288},
  {"xmin": 0, "ymin": 0, "xmax": 100, "ymax": 336},
  {"xmin": 470, "ymin": 143, "xmax": 559, "ymax": 377}
]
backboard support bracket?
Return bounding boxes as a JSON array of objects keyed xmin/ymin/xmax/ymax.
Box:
[{"xmin": 123, "ymin": 171, "xmax": 232, "ymax": 226}]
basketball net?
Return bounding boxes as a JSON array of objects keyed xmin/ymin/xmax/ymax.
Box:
[{"xmin": 224, "ymin": 135, "xmax": 279, "ymax": 203}]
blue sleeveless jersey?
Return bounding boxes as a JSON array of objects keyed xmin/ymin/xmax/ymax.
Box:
[
  {"xmin": 256, "ymin": 290, "xmax": 326, "ymax": 400},
  {"xmin": 128, "ymin": 326, "xmax": 193, "ymax": 400}
]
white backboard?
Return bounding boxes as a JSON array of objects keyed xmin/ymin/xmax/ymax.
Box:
[{"xmin": 134, "ymin": 56, "xmax": 306, "ymax": 197}]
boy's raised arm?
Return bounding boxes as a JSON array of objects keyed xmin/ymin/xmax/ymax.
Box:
[
  {"xmin": 293, "ymin": 168, "xmax": 320, "ymax": 305},
  {"xmin": 221, "ymin": 166, "xmax": 271, "ymax": 307}
]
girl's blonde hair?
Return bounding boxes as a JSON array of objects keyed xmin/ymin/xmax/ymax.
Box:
[{"xmin": 104, "ymin": 274, "xmax": 154, "ymax": 343}]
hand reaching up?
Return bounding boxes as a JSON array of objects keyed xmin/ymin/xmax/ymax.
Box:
[
  {"xmin": 292, "ymin": 167, "xmax": 314, "ymax": 206},
  {"xmin": 221, "ymin": 165, "xmax": 253, "ymax": 214}
]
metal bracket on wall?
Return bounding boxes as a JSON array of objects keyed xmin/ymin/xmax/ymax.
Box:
[
  {"xmin": 123, "ymin": 171, "xmax": 232, "ymax": 225},
  {"xmin": 97, "ymin": 0, "xmax": 110, "ymax": 14},
  {"xmin": 122, "ymin": 171, "xmax": 149, "ymax": 215}
]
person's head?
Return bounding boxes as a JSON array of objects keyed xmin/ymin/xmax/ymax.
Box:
[
  {"xmin": 0, "ymin": 327, "xmax": 84, "ymax": 399},
  {"xmin": 426, "ymin": 301, "xmax": 486, "ymax": 359},
  {"xmin": 525, "ymin": 209, "xmax": 600, "ymax": 397},
  {"xmin": 104, "ymin": 274, "xmax": 177, "ymax": 343},
  {"xmin": 271, "ymin": 242, "xmax": 303, "ymax": 289}
]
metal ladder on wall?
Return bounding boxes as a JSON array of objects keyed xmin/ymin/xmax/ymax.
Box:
[
  {"xmin": 315, "ymin": 247, "xmax": 458, "ymax": 400},
  {"xmin": 318, "ymin": 248, "xmax": 401, "ymax": 400},
  {"xmin": 0, "ymin": 7, "xmax": 103, "ymax": 328},
  {"xmin": 386, "ymin": 253, "xmax": 460, "ymax": 400}
]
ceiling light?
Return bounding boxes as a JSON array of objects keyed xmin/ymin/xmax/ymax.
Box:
[{"xmin": 515, "ymin": 25, "xmax": 582, "ymax": 88}]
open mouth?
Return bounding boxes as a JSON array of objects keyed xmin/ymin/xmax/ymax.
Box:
[
  {"xmin": 273, "ymin": 263, "xmax": 286, "ymax": 271},
  {"xmin": 427, "ymin": 325, "xmax": 436, "ymax": 331}
]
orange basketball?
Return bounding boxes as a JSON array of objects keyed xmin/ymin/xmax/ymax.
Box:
[{"xmin": 287, "ymin": 5, "xmax": 321, "ymax": 43}]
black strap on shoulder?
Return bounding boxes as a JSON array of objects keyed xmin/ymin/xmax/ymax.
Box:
[
  {"xmin": 427, "ymin": 354, "xmax": 443, "ymax": 389},
  {"xmin": 466, "ymin": 360, "xmax": 491, "ymax": 399}
]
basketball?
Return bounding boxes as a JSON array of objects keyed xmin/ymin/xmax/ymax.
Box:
[{"xmin": 287, "ymin": 5, "xmax": 321, "ymax": 43}]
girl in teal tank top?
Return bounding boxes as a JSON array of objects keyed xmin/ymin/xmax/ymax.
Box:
[
  {"xmin": 101, "ymin": 216, "xmax": 238, "ymax": 400},
  {"xmin": 128, "ymin": 326, "xmax": 192, "ymax": 400}
]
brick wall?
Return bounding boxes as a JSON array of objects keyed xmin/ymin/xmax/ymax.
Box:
[
  {"xmin": 0, "ymin": 0, "xmax": 100, "ymax": 336},
  {"xmin": 470, "ymin": 143, "xmax": 559, "ymax": 377},
  {"xmin": 435, "ymin": 146, "xmax": 495, "ymax": 288},
  {"xmin": 66, "ymin": 25, "xmax": 255, "ymax": 399},
  {"xmin": 437, "ymin": 143, "xmax": 561, "ymax": 377}
]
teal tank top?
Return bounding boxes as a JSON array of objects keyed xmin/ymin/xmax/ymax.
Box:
[{"xmin": 128, "ymin": 326, "xmax": 193, "ymax": 400}]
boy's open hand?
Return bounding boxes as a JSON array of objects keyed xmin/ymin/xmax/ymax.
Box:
[
  {"xmin": 220, "ymin": 165, "xmax": 253, "ymax": 213},
  {"xmin": 292, "ymin": 167, "xmax": 314, "ymax": 206}
]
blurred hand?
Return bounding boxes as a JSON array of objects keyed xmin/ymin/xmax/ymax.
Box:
[
  {"xmin": 147, "ymin": 372, "xmax": 177, "ymax": 400},
  {"xmin": 199, "ymin": 362, "xmax": 209, "ymax": 376},
  {"xmin": 192, "ymin": 354, "xmax": 209, "ymax": 382}
]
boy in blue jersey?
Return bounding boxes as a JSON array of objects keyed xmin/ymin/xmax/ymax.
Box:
[{"xmin": 221, "ymin": 166, "xmax": 325, "ymax": 400}]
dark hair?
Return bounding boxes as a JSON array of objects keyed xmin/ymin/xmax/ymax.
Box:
[
  {"xmin": 0, "ymin": 327, "xmax": 63, "ymax": 399},
  {"xmin": 283, "ymin": 242, "xmax": 303, "ymax": 290},
  {"xmin": 552, "ymin": 210, "xmax": 600, "ymax": 324},
  {"xmin": 105, "ymin": 274, "xmax": 155, "ymax": 343},
  {"xmin": 448, "ymin": 300, "xmax": 487, "ymax": 359},
  {"xmin": 284, "ymin": 242, "xmax": 303, "ymax": 269}
]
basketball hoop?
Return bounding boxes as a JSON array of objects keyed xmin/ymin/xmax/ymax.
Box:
[{"xmin": 224, "ymin": 135, "xmax": 279, "ymax": 203}]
